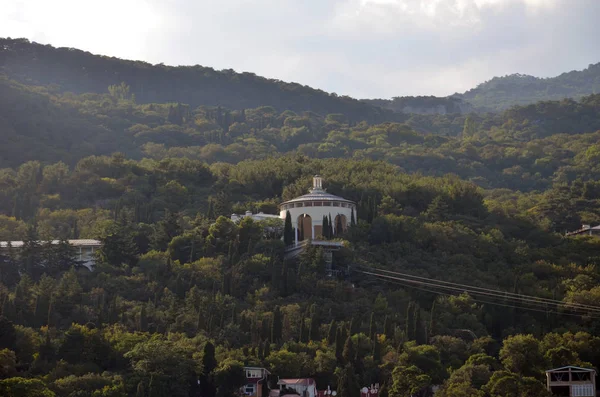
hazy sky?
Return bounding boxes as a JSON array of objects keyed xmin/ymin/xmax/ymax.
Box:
[{"xmin": 2, "ymin": 0, "xmax": 599, "ymax": 98}]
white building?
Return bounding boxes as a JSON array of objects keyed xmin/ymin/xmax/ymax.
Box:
[
  {"xmin": 277, "ymin": 378, "xmax": 317, "ymax": 397},
  {"xmin": 231, "ymin": 211, "xmax": 281, "ymax": 223},
  {"xmin": 279, "ymin": 175, "xmax": 356, "ymax": 244},
  {"xmin": 0, "ymin": 239, "xmax": 102, "ymax": 270}
]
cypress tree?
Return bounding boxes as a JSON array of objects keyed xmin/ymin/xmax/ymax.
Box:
[
  {"xmin": 258, "ymin": 340, "xmax": 265, "ymax": 360},
  {"xmin": 429, "ymin": 301, "xmax": 436, "ymax": 338},
  {"xmin": 328, "ymin": 214, "xmax": 333, "ymax": 238},
  {"xmin": 322, "ymin": 216, "xmax": 329, "ymax": 239},
  {"xmin": 336, "ymin": 215, "xmax": 344, "ymax": 236},
  {"xmin": 202, "ymin": 342, "xmax": 217, "ymax": 375},
  {"xmin": 349, "ymin": 316, "xmax": 360, "ymax": 336},
  {"xmin": 414, "ymin": 305, "xmax": 427, "ymax": 345},
  {"xmin": 327, "ymin": 320, "xmax": 337, "ymax": 345},
  {"xmin": 369, "ymin": 312, "xmax": 376, "ymax": 340},
  {"xmin": 309, "ymin": 310, "xmax": 319, "ymax": 342},
  {"xmin": 335, "ymin": 328, "xmax": 344, "ymax": 363},
  {"xmin": 139, "ymin": 304, "xmax": 148, "ymax": 332},
  {"xmin": 351, "ymin": 208, "xmax": 356, "ymax": 226},
  {"xmin": 284, "ymin": 211, "xmax": 294, "ymax": 246},
  {"xmin": 342, "ymin": 336, "xmax": 355, "ymax": 366},
  {"xmin": 263, "ymin": 341, "xmax": 271, "ymax": 358},
  {"xmin": 383, "ymin": 315, "xmax": 393, "ymax": 340},
  {"xmin": 299, "ymin": 317, "xmax": 307, "ymax": 343},
  {"xmin": 406, "ymin": 302, "xmax": 415, "ymax": 341},
  {"xmin": 271, "ymin": 306, "xmax": 282, "ymax": 343},
  {"xmin": 373, "ymin": 338, "xmax": 381, "ymax": 363}
]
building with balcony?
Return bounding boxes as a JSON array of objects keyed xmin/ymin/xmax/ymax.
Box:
[{"xmin": 242, "ymin": 367, "xmax": 270, "ymax": 397}]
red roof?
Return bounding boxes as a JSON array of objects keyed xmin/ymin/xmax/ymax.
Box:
[{"xmin": 278, "ymin": 379, "xmax": 316, "ymax": 387}]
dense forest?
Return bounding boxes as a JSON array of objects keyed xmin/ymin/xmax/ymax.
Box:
[{"xmin": 1, "ymin": 45, "xmax": 600, "ymax": 397}]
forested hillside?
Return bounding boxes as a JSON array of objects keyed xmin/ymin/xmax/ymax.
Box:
[
  {"xmin": 0, "ymin": 38, "xmax": 400, "ymax": 122},
  {"xmin": 362, "ymin": 96, "xmax": 473, "ymax": 115},
  {"xmin": 459, "ymin": 63, "xmax": 600, "ymax": 111},
  {"xmin": 2, "ymin": 50, "xmax": 600, "ymax": 397}
]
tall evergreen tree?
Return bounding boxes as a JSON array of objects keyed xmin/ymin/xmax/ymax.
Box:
[
  {"xmin": 336, "ymin": 215, "xmax": 344, "ymax": 236},
  {"xmin": 284, "ymin": 211, "xmax": 294, "ymax": 246},
  {"xmin": 373, "ymin": 338, "xmax": 382, "ymax": 363},
  {"xmin": 369, "ymin": 312, "xmax": 376, "ymax": 340},
  {"xmin": 342, "ymin": 336, "xmax": 355, "ymax": 366},
  {"xmin": 271, "ymin": 306, "xmax": 282, "ymax": 343},
  {"xmin": 200, "ymin": 342, "xmax": 217, "ymax": 397},
  {"xmin": 351, "ymin": 208, "xmax": 356, "ymax": 226},
  {"xmin": 322, "ymin": 215, "xmax": 329, "ymax": 239},
  {"xmin": 139, "ymin": 304, "xmax": 148, "ymax": 332},
  {"xmin": 328, "ymin": 214, "xmax": 333, "ymax": 238},
  {"xmin": 349, "ymin": 316, "xmax": 360, "ymax": 336},
  {"xmin": 406, "ymin": 302, "xmax": 415, "ymax": 341},
  {"xmin": 335, "ymin": 328, "xmax": 344, "ymax": 363},
  {"xmin": 309, "ymin": 310, "xmax": 320, "ymax": 342},
  {"xmin": 299, "ymin": 317, "xmax": 307, "ymax": 343},
  {"xmin": 263, "ymin": 341, "xmax": 270, "ymax": 358},
  {"xmin": 383, "ymin": 315, "xmax": 393, "ymax": 340},
  {"xmin": 337, "ymin": 364, "xmax": 360, "ymax": 397},
  {"xmin": 327, "ymin": 320, "xmax": 337, "ymax": 345}
]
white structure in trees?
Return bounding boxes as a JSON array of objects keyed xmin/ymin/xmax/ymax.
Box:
[
  {"xmin": 231, "ymin": 211, "xmax": 281, "ymax": 223},
  {"xmin": 279, "ymin": 175, "xmax": 356, "ymax": 245},
  {"xmin": 0, "ymin": 239, "xmax": 102, "ymax": 270}
]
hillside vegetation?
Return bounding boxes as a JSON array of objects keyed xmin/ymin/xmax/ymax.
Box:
[
  {"xmin": 459, "ymin": 63, "xmax": 600, "ymax": 111},
  {"xmin": 0, "ymin": 38, "xmax": 399, "ymax": 122},
  {"xmin": 1, "ymin": 43, "xmax": 600, "ymax": 397}
]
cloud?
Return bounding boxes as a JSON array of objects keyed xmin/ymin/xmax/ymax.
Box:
[{"xmin": 1, "ymin": 0, "xmax": 599, "ymax": 98}]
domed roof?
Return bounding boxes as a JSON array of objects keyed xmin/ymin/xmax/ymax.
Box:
[{"xmin": 280, "ymin": 176, "xmax": 355, "ymax": 206}]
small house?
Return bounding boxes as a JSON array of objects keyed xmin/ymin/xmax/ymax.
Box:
[{"xmin": 546, "ymin": 366, "xmax": 596, "ymax": 397}]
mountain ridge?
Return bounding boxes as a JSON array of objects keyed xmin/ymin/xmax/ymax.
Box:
[{"xmin": 1, "ymin": 37, "xmax": 599, "ymax": 116}]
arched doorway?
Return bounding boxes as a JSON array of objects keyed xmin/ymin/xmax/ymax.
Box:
[
  {"xmin": 297, "ymin": 214, "xmax": 312, "ymax": 241},
  {"xmin": 334, "ymin": 214, "xmax": 347, "ymax": 235}
]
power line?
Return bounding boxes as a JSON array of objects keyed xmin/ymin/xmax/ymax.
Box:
[
  {"xmin": 356, "ymin": 269, "xmax": 600, "ymax": 316},
  {"xmin": 356, "ymin": 265, "xmax": 600, "ymax": 313},
  {"xmin": 376, "ymin": 276, "xmax": 600, "ymax": 320}
]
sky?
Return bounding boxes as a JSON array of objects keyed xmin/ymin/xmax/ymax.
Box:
[{"xmin": 2, "ymin": 0, "xmax": 599, "ymax": 98}]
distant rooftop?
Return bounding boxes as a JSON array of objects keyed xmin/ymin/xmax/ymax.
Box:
[
  {"xmin": 546, "ymin": 366, "xmax": 596, "ymax": 373},
  {"xmin": 277, "ymin": 379, "xmax": 316, "ymax": 387},
  {"xmin": 0, "ymin": 239, "xmax": 102, "ymax": 248},
  {"xmin": 280, "ymin": 175, "xmax": 355, "ymax": 206}
]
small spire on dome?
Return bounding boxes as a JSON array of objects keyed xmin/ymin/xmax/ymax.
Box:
[{"xmin": 313, "ymin": 175, "xmax": 323, "ymax": 190}]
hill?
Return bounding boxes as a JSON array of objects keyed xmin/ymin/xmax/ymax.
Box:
[
  {"xmin": 3, "ymin": 38, "xmax": 599, "ymax": 116},
  {"xmin": 459, "ymin": 63, "xmax": 600, "ymax": 111},
  {"xmin": 3, "ymin": 40, "xmax": 600, "ymax": 397},
  {"xmin": 0, "ymin": 38, "xmax": 402, "ymax": 123}
]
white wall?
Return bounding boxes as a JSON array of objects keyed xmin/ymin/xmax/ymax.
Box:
[{"xmin": 280, "ymin": 204, "xmax": 354, "ymax": 242}]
